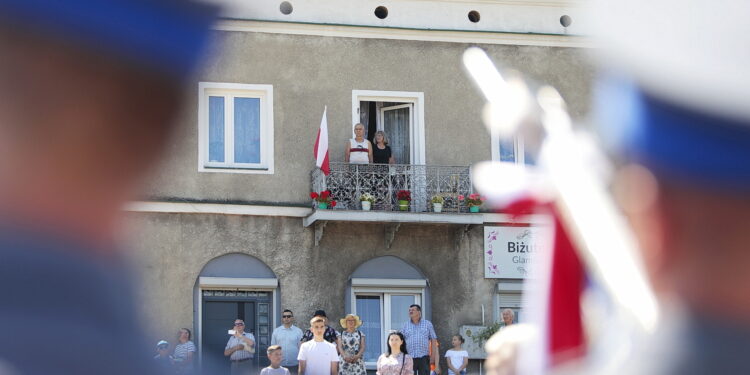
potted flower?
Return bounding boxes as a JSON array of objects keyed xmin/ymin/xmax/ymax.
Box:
[
  {"xmin": 431, "ymin": 194, "xmax": 445, "ymax": 213},
  {"xmin": 359, "ymin": 193, "xmax": 375, "ymax": 211},
  {"xmin": 310, "ymin": 190, "xmax": 337, "ymax": 209},
  {"xmin": 459, "ymin": 193, "xmax": 485, "ymax": 213},
  {"xmin": 396, "ymin": 190, "xmax": 411, "ymax": 211}
]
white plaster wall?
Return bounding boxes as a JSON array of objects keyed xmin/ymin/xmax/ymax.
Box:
[{"xmin": 210, "ymin": 0, "xmax": 590, "ymax": 35}]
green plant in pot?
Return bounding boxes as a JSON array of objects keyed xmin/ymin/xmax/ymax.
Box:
[
  {"xmin": 359, "ymin": 193, "xmax": 375, "ymax": 211},
  {"xmin": 431, "ymin": 194, "xmax": 445, "ymax": 213}
]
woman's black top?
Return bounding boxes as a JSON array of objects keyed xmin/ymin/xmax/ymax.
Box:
[{"xmin": 373, "ymin": 144, "xmax": 392, "ymax": 164}]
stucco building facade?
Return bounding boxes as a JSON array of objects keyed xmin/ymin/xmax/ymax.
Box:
[{"xmin": 125, "ymin": 1, "xmax": 593, "ymax": 373}]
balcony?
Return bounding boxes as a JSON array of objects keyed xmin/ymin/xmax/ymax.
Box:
[
  {"xmin": 312, "ymin": 162, "xmax": 473, "ymax": 212},
  {"xmin": 306, "ymin": 162, "xmax": 484, "ymax": 247}
]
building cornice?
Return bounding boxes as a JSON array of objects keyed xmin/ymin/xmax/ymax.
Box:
[{"xmin": 215, "ymin": 19, "xmax": 592, "ymax": 48}]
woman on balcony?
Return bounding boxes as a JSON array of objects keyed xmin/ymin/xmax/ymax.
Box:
[
  {"xmin": 373, "ymin": 131, "xmax": 395, "ymax": 164},
  {"xmin": 345, "ymin": 123, "xmax": 373, "ymax": 164}
]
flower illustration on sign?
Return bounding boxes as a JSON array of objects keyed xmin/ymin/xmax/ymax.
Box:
[
  {"xmin": 517, "ymin": 266, "xmax": 528, "ymax": 276},
  {"xmin": 486, "ymin": 230, "xmax": 498, "ymax": 260},
  {"xmin": 516, "ymin": 229, "xmax": 531, "ymax": 240},
  {"xmin": 488, "ymin": 263, "xmax": 499, "ymax": 274}
]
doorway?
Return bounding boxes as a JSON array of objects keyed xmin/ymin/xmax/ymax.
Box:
[
  {"xmin": 200, "ymin": 290, "xmax": 272, "ymax": 374},
  {"xmin": 359, "ymin": 101, "xmax": 414, "ymax": 164},
  {"xmin": 352, "ymin": 90, "xmax": 425, "ymax": 165}
]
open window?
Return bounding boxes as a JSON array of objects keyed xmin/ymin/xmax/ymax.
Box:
[{"xmin": 494, "ymin": 281, "xmax": 523, "ymax": 324}]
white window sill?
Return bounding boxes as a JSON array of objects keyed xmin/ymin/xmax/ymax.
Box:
[{"xmin": 199, "ymin": 165, "xmax": 274, "ymax": 175}]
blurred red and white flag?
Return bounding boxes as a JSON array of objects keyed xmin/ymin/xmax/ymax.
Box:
[
  {"xmin": 504, "ymin": 198, "xmax": 587, "ymax": 373},
  {"xmin": 314, "ymin": 106, "xmax": 330, "ymax": 175}
]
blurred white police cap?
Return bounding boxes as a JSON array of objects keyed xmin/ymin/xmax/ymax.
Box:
[{"xmin": 590, "ymin": 0, "xmax": 750, "ymax": 123}]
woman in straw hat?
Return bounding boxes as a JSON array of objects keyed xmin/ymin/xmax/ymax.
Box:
[{"xmin": 338, "ymin": 314, "xmax": 367, "ymax": 375}]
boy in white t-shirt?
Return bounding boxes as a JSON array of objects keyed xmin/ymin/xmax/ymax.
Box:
[
  {"xmin": 445, "ymin": 334, "xmax": 469, "ymax": 375},
  {"xmin": 298, "ymin": 316, "xmax": 339, "ymax": 375}
]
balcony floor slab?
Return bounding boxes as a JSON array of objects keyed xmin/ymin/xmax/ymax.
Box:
[{"xmin": 302, "ymin": 209, "xmax": 486, "ymax": 227}]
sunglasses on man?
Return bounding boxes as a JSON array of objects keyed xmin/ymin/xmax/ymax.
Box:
[
  {"xmin": 282, "ymin": 315, "xmax": 293, "ymax": 318},
  {"xmin": 234, "ymin": 322, "xmax": 244, "ymax": 326}
]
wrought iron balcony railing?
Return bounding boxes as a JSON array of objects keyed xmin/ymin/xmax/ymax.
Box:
[{"xmin": 311, "ymin": 162, "xmax": 473, "ymax": 212}]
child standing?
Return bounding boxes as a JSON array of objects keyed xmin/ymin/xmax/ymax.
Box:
[
  {"xmin": 261, "ymin": 345, "xmax": 291, "ymax": 375},
  {"xmin": 444, "ymin": 335, "xmax": 468, "ymax": 375}
]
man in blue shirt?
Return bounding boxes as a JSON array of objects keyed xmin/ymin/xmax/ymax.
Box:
[
  {"xmin": 0, "ymin": 1, "xmax": 218, "ymax": 374},
  {"xmin": 271, "ymin": 309, "xmax": 304, "ymax": 374},
  {"xmin": 401, "ymin": 304, "xmax": 438, "ymax": 375}
]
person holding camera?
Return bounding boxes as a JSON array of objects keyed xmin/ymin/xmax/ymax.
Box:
[{"xmin": 225, "ymin": 319, "xmax": 256, "ymax": 375}]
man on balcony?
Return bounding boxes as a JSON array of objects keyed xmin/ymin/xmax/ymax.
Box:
[{"xmin": 345, "ymin": 123, "xmax": 373, "ymax": 164}]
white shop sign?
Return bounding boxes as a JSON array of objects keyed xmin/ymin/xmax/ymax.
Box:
[{"xmin": 484, "ymin": 226, "xmax": 549, "ymax": 279}]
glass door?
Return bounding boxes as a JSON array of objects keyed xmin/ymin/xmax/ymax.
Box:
[
  {"xmin": 355, "ymin": 292, "xmax": 422, "ymax": 369},
  {"xmin": 387, "ymin": 295, "xmax": 416, "ymax": 333},
  {"xmin": 356, "ymin": 295, "xmax": 383, "ymax": 364},
  {"xmin": 380, "ymin": 104, "xmax": 413, "ymax": 165}
]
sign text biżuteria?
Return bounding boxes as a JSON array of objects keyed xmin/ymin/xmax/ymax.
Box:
[{"xmin": 483, "ymin": 226, "xmax": 549, "ymax": 279}]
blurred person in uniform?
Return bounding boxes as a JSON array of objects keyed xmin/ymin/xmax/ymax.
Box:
[
  {"xmin": 591, "ymin": 0, "xmax": 750, "ymax": 373},
  {"xmin": 484, "ymin": 324, "xmax": 537, "ymax": 375},
  {"xmin": 0, "ymin": 1, "xmax": 218, "ymax": 374}
]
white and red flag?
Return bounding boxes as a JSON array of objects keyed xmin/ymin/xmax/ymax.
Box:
[
  {"xmin": 503, "ymin": 197, "xmax": 586, "ymax": 373},
  {"xmin": 314, "ymin": 106, "xmax": 330, "ymax": 175}
]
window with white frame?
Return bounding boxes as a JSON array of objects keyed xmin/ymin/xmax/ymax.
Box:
[
  {"xmin": 490, "ymin": 128, "xmax": 535, "ymax": 165},
  {"xmin": 494, "ymin": 281, "xmax": 523, "ymax": 324},
  {"xmin": 351, "ymin": 279, "xmax": 426, "ymax": 369},
  {"xmin": 198, "ymin": 83, "xmax": 274, "ymax": 173}
]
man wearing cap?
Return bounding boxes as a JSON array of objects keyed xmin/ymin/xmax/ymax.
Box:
[
  {"xmin": 225, "ymin": 319, "xmax": 257, "ymax": 375},
  {"xmin": 0, "ymin": 1, "xmax": 217, "ymax": 374},
  {"xmin": 154, "ymin": 340, "xmax": 175, "ymax": 373},
  {"xmin": 401, "ymin": 304, "xmax": 438, "ymax": 375},
  {"xmin": 301, "ymin": 310, "xmax": 341, "ymax": 346},
  {"xmin": 590, "ymin": 1, "xmax": 750, "ymax": 373},
  {"xmin": 271, "ymin": 309, "xmax": 304, "ymax": 374}
]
